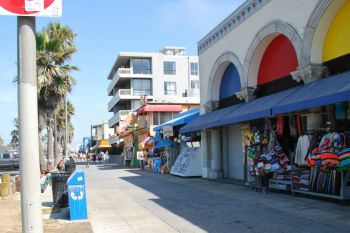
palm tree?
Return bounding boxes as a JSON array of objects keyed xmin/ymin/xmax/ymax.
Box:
[
  {"xmin": 10, "ymin": 118, "xmax": 19, "ymax": 150},
  {"xmin": 36, "ymin": 22, "xmax": 78, "ymax": 170},
  {"xmin": 54, "ymin": 99, "xmax": 75, "ymax": 165}
]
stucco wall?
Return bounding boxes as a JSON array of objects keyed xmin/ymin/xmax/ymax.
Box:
[{"xmin": 199, "ymin": 0, "xmax": 320, "ymax": 107}]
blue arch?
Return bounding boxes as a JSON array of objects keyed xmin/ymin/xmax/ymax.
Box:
[{"xmin": 219, "ymin": 63, "xmax": 241, "ymax": 100}]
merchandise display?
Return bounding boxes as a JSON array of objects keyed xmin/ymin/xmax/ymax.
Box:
[
  {"xmin": 247, "ymin": 120, "xmax": 291, "ymax": 177},
  {"xmin": 306, "ymin": 132, "xmax": 350, "ymax": 171},
  {"xmin": 244, "ymin": 103, "xmax": 350, "ymax": 199},
  {"xmin": 292, "ymin": 169, "xmax": 310, "ymax": 192}
]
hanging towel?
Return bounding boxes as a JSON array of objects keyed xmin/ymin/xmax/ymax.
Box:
[{"xmin": 295, "ymin": 135, "xmax": 310, "ymax": 166}]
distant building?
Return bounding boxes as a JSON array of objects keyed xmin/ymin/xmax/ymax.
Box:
[
  {"xmin": 107, "ymin": 47, "xmax": 200, "ymax": 135},
  {"xmin": 90, "ymin": 122, "xmax": 114, "ymax": 150}
]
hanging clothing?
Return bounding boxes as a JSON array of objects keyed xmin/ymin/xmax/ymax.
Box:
[
  {"xmin": 294, "ymin": 135, "xmax": 310, "ymax": 166},
  {"xmin": 276, "ymin": 116, "xmax": 284, "ymax": 136},
  {"xmin": 289, "ymin": 114, "xmax": 297, "ymax": 137},
  {"xmin": 296, "ymin": 113, "xmax": 302, "ymax": 136}
]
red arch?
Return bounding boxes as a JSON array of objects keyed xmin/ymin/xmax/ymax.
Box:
[{"xmin": 257, "ymin": 35, "xmax": 298, "ymax": 85}]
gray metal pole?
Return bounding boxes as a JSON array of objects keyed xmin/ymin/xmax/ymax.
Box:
[{"xmin": 17, "ymin": 16, "xmax": 44, "ymax": 233}]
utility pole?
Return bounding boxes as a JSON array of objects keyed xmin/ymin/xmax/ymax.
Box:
[{"xmin": 17, "ymin": 16, "xmax": 44, "ymax": 233}]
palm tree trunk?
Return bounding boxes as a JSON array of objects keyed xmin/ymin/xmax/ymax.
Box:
[
  {"xmin": 38, "ymin": 112, "xmax": 47, "ymax": 172},
  {"xmin": 38, "ymin": 132, "xmax": 47, "ymax": 172},
  {"xmin": 47, "ymin": 123, "xmax": 54, "ymax": 169},
  {"xmin": 53, "ymin": 113, "xmax": 61, "ymax": 166}
]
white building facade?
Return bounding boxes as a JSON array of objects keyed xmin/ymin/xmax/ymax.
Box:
[
  {"xmin": 186, "ymin": 0, "xmax": 350, "ymax": 181},
  {"xmin": 107, "ymin": 47, "xmax": 200, "ymax": 132}
]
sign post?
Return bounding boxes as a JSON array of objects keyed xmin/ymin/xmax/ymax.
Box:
[
  {"xmin": 17, "ymin": 16, "xmax": 43, "ymax": 233},
  {"xmin": 1, "ymin": 1, "xmax": 62, "ymax": 232}
]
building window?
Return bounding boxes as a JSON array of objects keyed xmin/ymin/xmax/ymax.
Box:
[
  {"xmin": 164, "ymin": 82, "xmax": 177, "ymax": 95},
  {"xmin": 190, "ymin": 62, "xmax": 199, "ymax": 75},
  {"xmin": 160, "ymin": 112, "xmax": 172, "ymax": 124},
  {"xmin": 133, "ymin": 79, "xmax": 152, "ymax": 96},
  {"xmin": 132, "ymin": 58, "xmax": 152, "ymax": 74},
  {"xmin": 163, "ymin": 61, "xmax": 176, "ymax": 75},
  {"xmin": 191, "ymin": 80, "xmax": 200, "ymax": 89},
  {"xmin": 153, "ymin": 112, "xmax": 159, "ymax": 125}
]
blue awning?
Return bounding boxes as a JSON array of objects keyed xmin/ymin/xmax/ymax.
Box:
[
  {"xmin": 154, "ymin": 139, "xmax": 174, "ymax": 149},
  {"xmin": 217, "ymin": 86, "xmax": 300, "ymax": 126},
  {"xmin": 272, "ymin": 71, "xmax": 350, "ymax": 115},
  {"xmin": 179, "ymin": 103, "xmax": 242, "ymax": 134},
  {"xmin": 180, "ymin": 71, "xmax": 350, "ymax": 134},
  {"xmin": 153, "ymin": 108, "xmax": 200, "ymax": 131}
]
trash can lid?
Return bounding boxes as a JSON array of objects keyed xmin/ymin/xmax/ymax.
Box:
[{"xmin": 67, "ymin": 170, "xmax": 85, "ymax": 186}]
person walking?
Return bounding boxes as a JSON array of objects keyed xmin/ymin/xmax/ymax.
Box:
[
  {"xmin": 105, "ymin": 151, "xmax": 110, "ymax": 163},
  {"xmin": 85, "ymin": 152, "xmax": 91, "ymax": 168}
]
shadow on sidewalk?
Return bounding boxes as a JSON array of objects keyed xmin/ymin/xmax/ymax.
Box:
[{"xmin": 119, "ymin": 170, "xmax": 350, "ymax": 233}]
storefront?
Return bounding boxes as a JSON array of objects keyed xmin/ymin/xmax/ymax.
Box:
[
  {"xmin": 185, "ymin": 0, "xmax": 350, "ymax": 199},
  {"xmin": 151, "ymin": 108, "xmax": 200, "ymax": 175}
]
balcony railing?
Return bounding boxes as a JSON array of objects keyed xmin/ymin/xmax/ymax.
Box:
[
  {"xmin": 118, "ymin": 68, "xmax": 131, "ymax": 75},
  {"xmin": 107, "ymin": 68, "xmax": 132, "ymax": 95},
  {"xmin": 108, "ymin": 89, "xmax": 153, "ymax": 111},
  {"xmin": 109, "ymin": 110, "xmax": 131, "ymax": 128},
  {"xmin": 107, "ymin": 67, "xmax": 154, "ymax": 95}
]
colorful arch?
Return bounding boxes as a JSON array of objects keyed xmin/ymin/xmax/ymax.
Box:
[
  {"xmin": 257, "ymin": 35, "xmax": 298, "ymax": 85},
  {"xmin": 219, "ymin": 63, "xmax": 241, "ymax": 100},
  {"xmin": 323, "ymin": 0, "xmax": 350, "ymax": 62}
]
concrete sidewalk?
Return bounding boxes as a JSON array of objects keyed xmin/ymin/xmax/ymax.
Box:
[
  {"xmin": 0, "ymin": 180, "xmax": 93, "ymax": 233},
  {"xmin": 85, "ymin": 164, "xmax": 179, "ymax": 233},
  {"xmin": 83, "ymin": 163, "xmax": 350, "ymax": 233}
]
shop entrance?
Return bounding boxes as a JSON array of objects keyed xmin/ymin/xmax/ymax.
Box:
[{"xmin": 225, "ymin": 125, "xmax": 244, "ymax": 180}]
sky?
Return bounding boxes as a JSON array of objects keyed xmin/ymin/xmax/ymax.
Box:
[{"xmin": 0, "ymin": 0, "xmax": 245, "ymax": 147}]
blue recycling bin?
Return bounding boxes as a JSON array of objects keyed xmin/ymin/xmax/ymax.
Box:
[{"xmin": 66, "ymin": 170, "xmax": 88, "ymax": 220}]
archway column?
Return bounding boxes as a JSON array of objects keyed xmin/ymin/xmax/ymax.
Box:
[
  {"xmin": 201, "ymin": 131, "xmax": 210, "ymax": 178},
  {"xmin": 209, "ymin": 128, "xmax": 223, "ymax": 179},
  {"xmin": 235, "ymin": 87, "xmax": 256, "ymax": 102},
  {"xmin": 291, "ymin": 64, "xmax": 329, "ymax": 83}
]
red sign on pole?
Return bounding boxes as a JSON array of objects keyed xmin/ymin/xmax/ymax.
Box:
[{"xmin": 0, "ymin": 0, "xmax": 61, "ymax": 17}]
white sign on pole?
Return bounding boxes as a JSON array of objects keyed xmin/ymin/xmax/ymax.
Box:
[
  {"xmin": 137, "ymin": 151, "xmax": 144, "ymax": 160},
  {"xmin": 0, "ymin": 0, "xmax": 62, "ymax": 17}
]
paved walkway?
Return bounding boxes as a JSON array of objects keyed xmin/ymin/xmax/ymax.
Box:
[{"xmin": 83, "ymin": 163, "xmax": 350, "ymax": 233}]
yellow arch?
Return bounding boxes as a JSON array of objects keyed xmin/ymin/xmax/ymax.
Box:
[{"xmin": 323, "ymin": 0, "xmax": 350, "ymax": 62}]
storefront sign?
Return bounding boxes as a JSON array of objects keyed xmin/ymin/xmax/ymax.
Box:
[
  {"xmin": 136, "ymin": 151, "xmax": 144, "ymax": 160},
  {"xmin": 0, "ymin": 0, "xmax": 62, "ymax": 17},
  {"xmin": 162, "ymin": 125, "xmax": 173, "ymax": 137},
  {"xmin": 118, "ymin": 120, "xmax": 127, "ymax": 134},
  {"xmin": 82, "ymin": 137, "xmax": 91, "ymax": 151}
]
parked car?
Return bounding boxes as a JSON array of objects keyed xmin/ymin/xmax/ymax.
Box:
[{"xmin": 0, "ymin": 152, "xmax": 20, "ymax": 169}]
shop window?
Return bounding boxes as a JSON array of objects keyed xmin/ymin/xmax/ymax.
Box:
[
  {"xmin": 153, "ymin": 112, "xmax": 159, "ymax": 125},
  {"xmin": 160, "ymin": 112, "xmax": 172, "ymax": 124}
]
